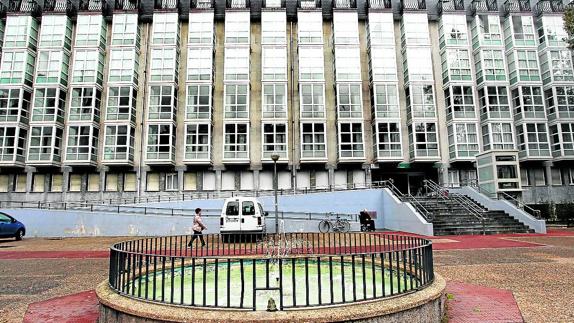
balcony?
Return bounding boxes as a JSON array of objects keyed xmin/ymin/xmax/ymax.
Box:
[
  {"xmin": 369, "ymin": 0, "xmax": 391, "ymax": 10},
  {"xmin": 226, "ymin": 0, "xmax": 250, "ymax": 8},
  {"xmin": 155, "ymin": 0, "xmax": 179, "ymax": 10},
  {"xmin": 262, "ymin": 0, "xmax": 285, "ymax": 8},
  {"xmin": 401, "ymin": 0, "xmax": 426, "ymax": 12},
  {"xmin": 438, "ymin": 0, "xmax": 465, "ymax": 14},
  {"xmin": 298, "ymin": 0, "xmax": 321, "ymax": 9},
  {"xmin": 333, "ymin": 0, "xmax": 356, "ymax": 9},
  {"xmin": 470, "ymin": 0, "xmax": 498, "ymax": 14},
  {"xmin": 43, "ymin": 0, "xmax": 75, "ymax": 15},
  {"xmin": 7, "ymin": 0, "xmax": 40, "ymax": 15},
  {"xmin": 78, "ymin": 0, "xmax": 106, "ymax": 12},
  {"xmin": 534, "ymin": 0, "xmax": 564, "ymax": 16},
  {"xmin": 190, "ymin": 0, "xmax": 214, "ymax": 9},
  {"xmin": 114, "ymin": 0, "xmax": 140, "ymax": 11},
  {"xmin": 504, "ymin": 0, "xmax": 531, "ymax": 14}
]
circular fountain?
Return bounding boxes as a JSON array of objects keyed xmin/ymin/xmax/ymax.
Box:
[{"xmin": 97, "ymin": 231, "xmax": 445, "ymax": 322}]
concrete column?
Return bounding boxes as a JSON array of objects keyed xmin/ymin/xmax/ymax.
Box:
[
  {"xmin": 544, "ymin": 161, "xmax": 553, "ymax": 186},
  {"xmin": 176, "ymin": 166, "xmax": 186, "ymax": 193},
  {"xmin": 215, "ymin": 168, "xmax": 223, "ymax": 192},
  {"xmin": 98, "ymin": 166, "xmax": 108, "ymax": 201},
  {"xmin": 62, "ymin": 166, "xmax": 72, "ymax": 200},
  {"xmin": 137, "ymin": 166, "xmax": 150, "ymax": 197},
  {"xmin": 25, "ymin": 166, "xmax": 36, "ymax": 194},
  {"xmin": 251, "ymin": 167, "xmax": 261, "ymax": 192},
  {"xmin": 326, "ymin": 164, "xmax": 336, "ymax": 191},
  {"xmin": 289, "ymin": 164, "xmax": 298, "ymax": 193},
  {"xmin": 439, "ymin": 163, "xmax": 450, "ymax": 186},
  {"xmin": 362, "ymin": 163, "xmax": 372, "ymax": 188}
]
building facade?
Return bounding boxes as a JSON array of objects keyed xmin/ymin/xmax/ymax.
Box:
[{"xmin": 0, "ymin": 0, "xmax": 572, "ymax": 204}]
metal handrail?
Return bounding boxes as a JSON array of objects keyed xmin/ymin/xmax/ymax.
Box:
[
  {"xmin": 378, "ymin": 179, "xmax": 432, "ymax": 221},
  {"xmin": 464, "ymin": 179, "xmax": 542, "ymax": 219},
  {"xmin": 423, "ymin": 180, "xmax": 487, "ymax": 234}
]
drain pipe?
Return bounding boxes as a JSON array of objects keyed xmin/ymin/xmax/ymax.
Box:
[
  {"xmin": 137, "ymin": 23, "xmax": 152, "ymax": 199},
  {"xmin": 289, "ymin": 21, "xmax": 296, "ymax": 193}
]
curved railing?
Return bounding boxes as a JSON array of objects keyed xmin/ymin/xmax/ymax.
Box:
[{"xmin": 108, "ymin": 233, "xmax": 434, "ymax": 310}]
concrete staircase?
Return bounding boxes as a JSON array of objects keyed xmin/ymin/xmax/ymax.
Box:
[{"xmin": 404, "ymin": 194, "xmax": 534, "ymax": 236}]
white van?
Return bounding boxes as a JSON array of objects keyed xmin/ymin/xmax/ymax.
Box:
[{"xmin": 220, "ymin": 197, "xmax": 267, "ymax": 235}]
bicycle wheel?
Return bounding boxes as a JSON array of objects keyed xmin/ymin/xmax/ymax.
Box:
[
  {"xmin": 318, "ymin": 220, "xmax": 331, "ymax": 233},
  {"xmin": 341, "ymin": 220, "xmax": 351, "ymax": 233}
]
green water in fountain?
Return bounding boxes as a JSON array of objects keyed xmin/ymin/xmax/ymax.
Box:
[{"xmin": 131, "ymin": 259, "xmax": 415, "ymax": 309}]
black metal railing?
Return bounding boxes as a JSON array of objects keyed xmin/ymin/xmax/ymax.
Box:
[
  {"xmin": 504, "ymin": 0, "xmax": 530, "ymax": 13},
  {"xmin": 298, "ymin": 0, "xmax": 321, "ymax": 9},
  {"xmin": 78, "ymin": 0, "xmax": 105, "ymax": 11},
  {"xmin": 369, "ymin": 0, "xmax": 391, "ymax": 9},
  {"xmin": 471, "ymin": 0, "xmax": 498, "ymax": 13},
  {"xmin": 438, "ymin": 0, "xmax": 465, "ymax": 14},
  {"xmin": 114, "ymin": 0, "xmax": 140, "ymax": 10},
  {"xmin": 534, "ymin": 0, "xmax": 564, "ymax": 15},
  {"xmin": 262, "ymin": 0, "xmax": 286, "ymax": 8},
  {"xmin": 401, "ymin": 0, "xmax": 426, "ymax": 11},
  {"xmin": 226, "ymin": 0, "xmax": 250, "ymax": 8},
  {"xmin": 155, "ymin": 0, "xmax": 178, "ymax": 10},
  {"xmin": 43, "ymin": 0, "xmax": 72, "ymax": 12},
  {"xmin": 190, "ymin": 0, "xmax": 214, "ymax": 8},
  {"xmin": 108, "ymin": 233, "xmax": 434, "ymax": 310},
  {"xmin": 8, "ymin": 0, "xmax": 39, "ymax": 13},
  {"xmin": 333, "ymin": 0, "xmax": 356, "ymax": 8}
]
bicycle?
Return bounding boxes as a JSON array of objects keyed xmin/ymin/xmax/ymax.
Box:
[{"xmin": 318, "ymin": 213, "xmax": 351, "ymax": 233}]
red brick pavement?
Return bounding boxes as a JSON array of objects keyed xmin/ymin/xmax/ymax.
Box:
[
  {"xmin": 23, "ymin": 290, "xmax": 99, "ymax": 323},
  {"xmin": 445, "ymin": 281, "xmax": 524, "ymax": 323}
]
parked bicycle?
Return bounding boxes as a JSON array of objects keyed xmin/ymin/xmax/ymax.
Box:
[{"xmin": 318, "ymin": 213, "xmax": 351, "ymax": 233}]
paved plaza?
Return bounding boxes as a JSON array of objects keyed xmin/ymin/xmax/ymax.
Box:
[{"xmin": 0, "ymin": 230, "xmax": 573, "ymax": 323}]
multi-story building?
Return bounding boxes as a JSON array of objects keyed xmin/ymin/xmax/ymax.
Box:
[{"xmin": 0, "ymin": 0, "xmax": 573, "ymax": 206}]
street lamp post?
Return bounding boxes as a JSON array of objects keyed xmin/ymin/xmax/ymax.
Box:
[{"xmin": 271, "ymin": 154, "xmax": 280, "ymax": 234}]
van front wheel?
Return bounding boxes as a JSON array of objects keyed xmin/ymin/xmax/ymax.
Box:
[{"xmin": 318, "ymin": 220, "xmax": 331, "ymax": 233}]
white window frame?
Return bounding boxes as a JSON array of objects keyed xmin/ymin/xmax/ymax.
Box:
[
  {"xmin": 106, "ymin": 86, "xmax": 136, "ymax": 121},
  {"xmin": 298, "ymin": 46, "xmax": 324, "ymax": 81},
  {"xmin": 146, "ymin": 124, "xmax": 175, "ymax": 161},
  {"xmin": 103, "ymin": 124, "xmax": 134, "ymax": 161},
  {"xmin": 224, "ymin": 47, "xmax": 250, "ymax": 81},
  {"xmin": 66, "ymin": 125, "xmax": 96, "ymax": 162},
  {"xmin": 189, "ymin": 12, "xmax": 214, "ymax": 45},
  {"xmin": 187, "ymin": 47, "xmax": 213, "ymax": 81},
  {"xmin": 224, "ymin": 84, "xmax": 249, "ymax": 119},
  {"xmin": 150, "ymin": 48, "xmax": 177, "ymax": 82},
  {"xmin": 338, "ymin": 122, "xmax": 364, "ymax": 158},
  {"xmin": 301, "ymin": 122, "xmax": 327, "ymax": 159},
  {"xmin": 336, "ymin": 83, "xmax": 363, "ymax": 118},
  {"xmin": 262, "ymin": 83, "xmax": 287, "ymax": 119},
  {"xmin": 374, "ymin": 121, "xmax": 402, "ymax": 158},
  {"xmin": 223, "ymin": 123, "xmax": 249, "ymax": 159},
  {"xmin": 262, "ymin": 122, "xmax": 288, "ymax": 159},
  {"xmin": 148, "ymin": 85, "xmax": 176, "ymax": 120},
  {"xmin": 111, "ymin": 14, "xmax": 139, "ymax": 46},
  {"xmin": 300, "ymin": 83, "xmax": 325, "ymax": 118},
  {"xmin": 186, "ymin": 84, "xmax": 211, "ymax": 120},
  {"xmin": 108, "ymin": 48, "xmax": 138, "ymax": 83},
  {"xmin": 184, "ymin": 123, "xmax": 211, "ymax": 161},
  {"xmin": 152, "ymin": 13, "xmax": 179, "ymax": 45}
]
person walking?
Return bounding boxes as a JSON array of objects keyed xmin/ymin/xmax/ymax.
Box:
[{"xmin": 188, "ymin": 208, "xmax": 207, "ymax": 247}]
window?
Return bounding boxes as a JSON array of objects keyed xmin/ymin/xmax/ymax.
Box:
[
  {"xmin": 186, "ymin": 85, "xmax": 211, "ymax": 119},
  {"xmin": 36, "ymin": 50, "xmax": 68, "ymax": 84},
  {"xmin": 300, "ymin": 84, "xmax": 325, "ymax": 118},
  {"xmin": 445, "ymin": 86, "xmax": 474, "ymax": 119},
  {"xmin": 337, "ymin": 83, "xmax": 362, "ymax": 118},
  {"xmin": 512, "ymin": 87, "xmax": 544, "ymax": 119},
  {"xmin": 146, "ymin": 124, "xmax": 174, "ymax": 160},
  {"xmin": 185, "ymin": 123, "xmax": 210, "ymax": 160},
  {"xmin": 4, "ymin": 16, "xmax": 37, "ymax": 48},
  {"xmin": 448, "ymin": 123, "xmax": 479, "ymax": 158},
  {"xmin": 224, "ymin": 47, "xmax": 249, "ymax": 80},
  {"xmin": 299, "ymin": 47, "xmax": 324, "ymax": 80},
  {"xmin": 15, "ymin": 174, "xmax": 26, "ymax": 192},
  {"xmin": 262, "ymin": 84, "xmax": 286, "ymax": 118},
  {"xmin": 0, "ymin": 50, "xmax": 35, "ymax": 84},
  {"xmin": 407, "ymin": 85, "xmax": 435, "ymax": 118},
  {"xmin": 226, "ymin": 201, "xmax": 239, "ymax": 215},
  {"xmin": 482, "ymin": 122, "xmax": 514, "ymax": 151},
  {"xmin": 476, "ymin": 49, "xmax": 505, "ymax": 81},
  {"xmin": 262, "ymin": 47, "xmax": 287, "ymax": 80},
  {"xmin": 165, "ymin": 173, "xmax": 178, "ymax": 191},
  {"xmin": 69, "ymin": 87, "xmax": 100, "ymax": 121},
  {"xmin": 149, "ymin": 85, "xmax": 176, "ymax": 120},
  {"xmin": 549, "ymin": 50, "xmax": 574, "ymax": 82},
  {"xmin": 150, "ymin": 48, "xmax": 177, "ymax": 82},
  {"xmin": 146, "ymin": 173, "xmax": 160, "ymax": 191},
  {"xmin": 106, "ymin": 87, "xmax": 136, "ymax": 121},
  {"xmin": 540, "ymin": 16, "xmax": 567, "ymax": 47},
  {"xmin": 28, "ymin": 126, "xmax": 62, "ymax": 161},
  {"xmin": 32, "ymin": 88, "xmax": 64, "ymax": 122},
  {"xmin": 152, "ymin": 13, "xmax": 178, "ymax": 45},
  {"xmin": 72, "ymin": 50, "xmax": 104, "ymax": 83},
  {"xmin": 479, "ymin": 86, "xmax": 511, "ymax": 119},
  {"xmin": 478, "ymin": 15, "xmax": 502, "ymax": 43},
  {"xmin": 444, "ymin": 49, "xmax": 471, "ymax": 81},
  {"xmin": 75, "ymin": 15, "xmax": 105, "ymax": 47},
  {"xmin": 105, "ymin": 174, "xmax": 117, "ymax": 192},
  {"xmin": 301, "ymin": 123, "xmax": 326, "ymax": 159},
  {"xmin": 262, "ymin": 123, "xmax": 287, "ymax": 159},
  {"xmin": 511, "ymin": 50, "xmax": 540, "ymax": 82},
  {"xmin": 66, "ymin": 126, "xmax": 96, "ymax": 161},
  {"xmin": 339, "ymin": 122, "xmax": 364, "ymax": 158},
  {"xmin": 402, "ymin": 14, "xmax": 430, "ymax": 45},
  {"xmin": 405, "ymin": 48, "xmax": 433, "ymax": 81},
  {"xmin": 108, "ymin": 49, "xmax": 138, "ymax": 83},
  {"xmin": 553, "ymin": 123, "xmax": 574, "ymax": 156},
  {"xmin": 68, "ymin": 174, "xmax": 82, "ymax": 192},
  {"xmin": 50, "ymin": 174, "xmax": 63, "ymax": 192},
  {"xmin": 375, "ymin": 122, "xmax": 402, "ymax": 158},
  {"xmin": 510, "ymin": 16, "xmax": 535, "ymax": 42},
  {"xmin": 224, "ymin": 123, "xmax": 249, "ymax": 159},
  {"xmin": 369, "ymin": 47, "xmax": 397, "ymax": 81},
  {"xmin": 410, "ymin": 122, "xmax": 439, "ymax": 157},
  {"xmin": 373, "ymin": 84, "xmax": 399, "ymax": 118},
  {"xmin": 242, "ymin": 201, "xmax": 255, "ymax": 215},
  {"xmin": 333, "ymin": 12, "xmax": 359, "ymax": 44},
  {"xmin": 261, "ymin": 12, "xmax": 286, "ymax": 44},
  {"xmin": 39, "ymin": 15, "xmax": 70, "ymax": 49},
  {"xmin": 224, "ymin": 84, "xmax": 248, "ymax": 118},
  {"xmin": 517, "ymin": 123, "xmax": 550, "ymax": 157},
  {"xmin": 111, "ymin": 14, "xmax": 139, "ymax": 46},
  {"xmin": 368, "ymin": 13, "xmax": 394, "ymax": 46},
  {"xmin": 225, "ymin": 12, "xmax": 250, "ymax": 44},
  {"xmin": 104, "ymin": 125, "xmax": 134, "ymax": 161},
  {"xmin": 32, "ymin": 174, "xmax": 45, "ymax": 192},
  {"xmin": 189, "ymin": 12, "xmax": 214, "ymax": 45},
  {"xmin": 335, "ymin": 47, "xmax": 361, "ymax": 81},
  {"xmin": 0, "ymin": 88, "xmax": 30, "ymax": 122},
  {"xmin": 0, "ymin": 127, "xmax": 26, "ymax": 161},
  {"xmin": 187, "ymin": 47, "xmax": 212, "ymax": 81},
  {"xmin": 553, "ymin": 87, "xmax": 574, "ymax": 118},
  {"xmin": 297, "ymin": 11, "xmax": 323, "ymax": 44},
  {"xmin": 440, "ymin": 14, "xmax": 468, "ymax": 45},
  {"xmin": 124, "ymin": 173, "xmax": 137, "ymax": 191}
]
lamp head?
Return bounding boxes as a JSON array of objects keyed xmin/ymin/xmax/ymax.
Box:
[{"xmin": 271, "ymin": 154, "xmax": 280, "ymax": 162}]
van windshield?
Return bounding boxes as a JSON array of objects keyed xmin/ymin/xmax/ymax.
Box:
[
  {"xmin": 242, "ymin": 201, "xmax": 255, "ymax": 216},
  {"xmin": 226, "ymin": 202, "xmax": 239, "ymax": 216}
]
